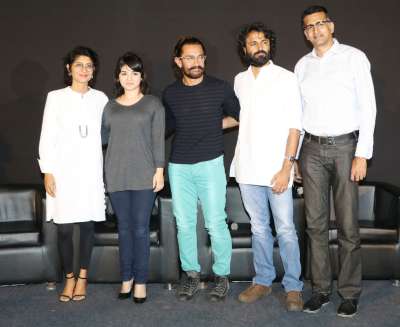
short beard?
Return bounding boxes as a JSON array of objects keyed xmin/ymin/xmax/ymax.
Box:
[
  {"xmin": 182, "ymin": 66, "xmax": 204, "ymax": 79},
  {"xmin": 246, "ymin": 50, "xmax": 270, "ymax": 67}
]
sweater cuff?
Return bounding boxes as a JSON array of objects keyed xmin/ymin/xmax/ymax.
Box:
[{"xmin": 155, "ymin": 161, "xmax": 165, "ymax": 168}]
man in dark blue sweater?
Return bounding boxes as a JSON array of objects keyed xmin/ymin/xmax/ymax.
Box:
[{"xmin": 163, "ymin": 36, "xmax": 240, "ymax": 302}]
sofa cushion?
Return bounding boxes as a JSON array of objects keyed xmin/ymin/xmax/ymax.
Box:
[
  {"xmin": 0, "ymin": 221, "xmax": 41, "ymax": 247},
  {"xmin": 330, "ymin": 186, "xmax": 376, "ymax": 222},
  {"xmin": 226, "ymin": 187, "xmax": 250, "ymax": 224},
  {"xmin": 329, "ymin": 220, "xmax": 398, "ymax": 244},
  {"xmin": 0, "ymin": 189, "xmax": 40, "ymax": 223},
  {"xmin": 94, "ymin": 215, "xmax": 160, "ymax": 246},
  {"xmin": 229, "ymin": 222, "xmax": 281, "ymax": 248}
]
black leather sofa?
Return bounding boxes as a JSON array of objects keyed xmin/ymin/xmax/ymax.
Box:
[
  {"xmin": 1, "ymin": 181, "xmax": 399, "ymax": 285},
  {"xmin": 0, "ymin": 185, "xmax": 180, "ymax": 286},
  {"xmin": 161, "ymin": 180, "xmax": 400, "ymax": 283},
  {"xmin": 305, "ymin": 182, "xmax": 400, "ymax": 281},
  {"xmin": 160, "ymin": 181, "xmax": 306, "ymax": 281},
  {"xmin": 0, "ymin": 186, "xmax": 61, "ymax": 284}
]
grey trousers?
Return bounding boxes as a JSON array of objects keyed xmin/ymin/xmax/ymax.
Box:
[{"xmin": 300, "ymin": 135, "xmax": 361, "ymax": 299}]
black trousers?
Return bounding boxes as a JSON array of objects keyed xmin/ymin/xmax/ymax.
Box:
[
  {"xmin": 300, "ymin": 135, "xmax": 361, "ymax": 299},
  {"xmin": 57, "ymin": 221, "xmax": 95, "ymax": 274}
]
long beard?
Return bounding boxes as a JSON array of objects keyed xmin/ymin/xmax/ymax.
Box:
[{"xmin": 246, "ymin": 50, "xmax": 270, "ymax": 67}]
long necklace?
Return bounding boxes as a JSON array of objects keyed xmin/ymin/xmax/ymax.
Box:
[
  {"xmin": 79, "ymin": 125, "xmax": 88, "ymax": 138},
  {"xmin": 78, "ymin": 91, "xmax": 89, "ymax": 138}
]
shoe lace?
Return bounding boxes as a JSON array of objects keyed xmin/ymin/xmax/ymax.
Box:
[
  {"xmin": 182, "ymin": 277, "xmax": 198, "ymax": 292},
  {"xmin": 213, "ymin": 278, "xmax": 227, "ymax": 294}
]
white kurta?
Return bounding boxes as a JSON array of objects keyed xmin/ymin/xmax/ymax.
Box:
[
  {"xmin": 38, "ymin": 87, "xmax": 108, "ymax": 223},
  {"xmin": 230, "ymin": 62, "xmax": 303, "ymax": 187}
]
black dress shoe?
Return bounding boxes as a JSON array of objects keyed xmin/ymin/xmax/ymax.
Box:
[
  {"xmin": 133, "ymin": 296, "xmax": 146, "ymax": 304},
  {"xmin": 303, "ymin": 293, "xmax": 330, "ymax": 313},
  {"xmin": 337, "ymin": 299, "xmax": 358, "ymax": 318},
  {"xmin": 118, "ymin": 291, "xmax": 132, "ymax": 300}
]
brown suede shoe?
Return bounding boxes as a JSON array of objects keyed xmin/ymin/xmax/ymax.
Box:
[
  {"xmin": 238, "ymin": 284, "xmax": 272, "ymax": 303},
  {"xmin": 286, "ymin": 291, "xmax": 303, "ymax": 312}
]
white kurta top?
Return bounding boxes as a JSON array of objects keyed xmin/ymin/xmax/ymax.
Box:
[
  {"xmin": 38, "ymin": 87, "xmax": 108, "ymax": 223},
  {"xmin": 230, "ymin": 62, "xmax": 302, "ymax": 187}
]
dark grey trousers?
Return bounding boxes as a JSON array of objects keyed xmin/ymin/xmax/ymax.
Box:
[{"xmin": 300, "ymin": 135, "xmax": 361, "ymax": 299}]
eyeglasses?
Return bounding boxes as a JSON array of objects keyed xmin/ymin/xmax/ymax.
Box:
[
  {"xmin": 73, "ymin": 62, "xmax": 95, "ymax": 71},
  {"xmin": 303, "ymin": 20, "xmax": 332, "ymax": 32},
  {"xmin": 179, "ymin": 55, "xmax": 206, "ymax": 63}
]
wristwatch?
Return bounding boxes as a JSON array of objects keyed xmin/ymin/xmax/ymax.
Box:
[{"xmin": 284, "ymin": 155, "xmax": 296, "ymax": 163}]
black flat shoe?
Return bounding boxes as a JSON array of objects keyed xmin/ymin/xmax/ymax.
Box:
[
  {"xmin": 118, "ymin": 291, "xmax": 132, "ymax": 300},
  {"xmin": 133, "ymin": 296, "xmax": 146, "ymax": 304}
]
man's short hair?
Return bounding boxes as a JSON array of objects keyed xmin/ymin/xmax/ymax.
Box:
[
  {"xmin": 173, "ymin": 36, "xmax": 206, "ymax": 58},
  {"xmin": 301, "ymin": 5, "xmax": 329, "ymax": 26}
]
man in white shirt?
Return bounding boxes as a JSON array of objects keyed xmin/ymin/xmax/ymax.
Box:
[
  {"xmin": 295, "ymin": 5, "xmax": 376, "ymax": 318},
  {"xmin": 231, "ymin": 22, "xmax": 303, "ymax": 311}
]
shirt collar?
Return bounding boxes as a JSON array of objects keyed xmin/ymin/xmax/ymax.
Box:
[
  {"xmin": 246, "ymin": 60, "xmax": 275, "ymax": 78},
  {"xmin": 67, "ymin": 86, "xmax": 92, "ymax": 97},
  {"xmin": 311, "ymin": 38, "xmax": 341, "ymax": 58}
]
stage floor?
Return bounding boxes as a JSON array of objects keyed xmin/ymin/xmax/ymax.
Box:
[{"xmin": 1, "ymin": 281, "xmax": 399, "ymax": 327}]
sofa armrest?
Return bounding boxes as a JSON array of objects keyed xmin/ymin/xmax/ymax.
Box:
[
  {"xmin": 157, "ymin": 185, "xmax": 180, "ymax": 282},
  {"xmin": 362, "ymin": 181, "xmax": 400, "ymax": 242},
  {"xmin": 41, "ymin": 197, "xmax": 62, "ymax": 282}
]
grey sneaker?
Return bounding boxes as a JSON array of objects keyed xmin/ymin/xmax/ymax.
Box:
[
  {"xmin": 177, "ymin": 271, "xmax": 200, "ymax": 301},
  {"xmin": 209, "ymin": 275, "xmax": 229, "ymax": 302}
]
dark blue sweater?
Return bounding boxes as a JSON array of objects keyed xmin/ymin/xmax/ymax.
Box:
[{"xmin": 162, "ymin": 75, "xmax": 240, "ymax": 164}]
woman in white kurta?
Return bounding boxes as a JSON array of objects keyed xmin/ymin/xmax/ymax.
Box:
[{"xmin": 38, "ymin": 46, "xmax": 108, "ymax": 302}]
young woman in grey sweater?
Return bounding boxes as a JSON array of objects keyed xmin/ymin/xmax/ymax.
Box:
[{"xmin": 102, "ymin": 52, "xmax": 165, "ymax": 303}]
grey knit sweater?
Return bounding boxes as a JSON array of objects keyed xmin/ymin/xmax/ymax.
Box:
[{"xmin": 101, "ymin": 95, "xmax": 165, "ymax": 192}]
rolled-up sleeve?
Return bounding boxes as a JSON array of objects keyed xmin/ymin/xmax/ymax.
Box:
[
  {"xmin": 38, "ymin": 92, "xmax": 58, "ymax": 173},
  {"xmin": 286, "ymin": 75, "xmax": 303, "ymax": 132},
  {"xmin": 351, "ymin": 52, "xmax": 376, "ymax": 159}
]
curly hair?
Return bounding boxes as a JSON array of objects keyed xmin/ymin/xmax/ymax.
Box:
[{"xmin": 237, "ymin": 22, "xmax": 276, "ymax": 65}]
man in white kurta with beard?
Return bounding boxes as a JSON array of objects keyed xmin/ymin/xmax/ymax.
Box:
[
  {"xmin": 38, "ymin": 46, "xmax": 107, "ymax": 303},
  {"xmin": 230, "ymin": 22, "xmax": 303, "ymax": 311}
]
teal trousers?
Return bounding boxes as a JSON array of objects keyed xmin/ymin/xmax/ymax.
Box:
[{"xmin": 168, "ymin": 155, "xmax": 232, "ymax": 276}]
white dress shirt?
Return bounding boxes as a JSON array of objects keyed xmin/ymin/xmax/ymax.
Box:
[
  {"xmin": 230, "ymin": 62, "xmax": 302, "ymax": 187},
  {"xmin": 38, "ymin": 87, "xmax": 108, "ymax": 223},
  {"xmin": 295, "ymin": 39, "xmax": 376, "ymax": 159}
]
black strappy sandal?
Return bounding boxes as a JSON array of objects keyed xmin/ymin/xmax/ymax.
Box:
[
  {"xmin": 72, "ymin": 276, "xmax": 87, "ymax": 301},
  {"xmin": 59, "ymin": 274, "xmax": 75, "ymax": 303}
]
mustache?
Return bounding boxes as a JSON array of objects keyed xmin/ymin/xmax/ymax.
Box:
[
  {"xmin": 189, "ymin": 66, "xmax": 204, "ymax": 71},
  {"xmin": 254, "ymin": 50, "xmax": 268, "ymax": 56}
]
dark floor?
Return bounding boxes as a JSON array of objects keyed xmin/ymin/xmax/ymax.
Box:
[{"xmin": 0, "ymin": 281, "xmax": 399, "ymax": 327}]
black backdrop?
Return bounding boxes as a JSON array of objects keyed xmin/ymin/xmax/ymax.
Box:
[{"xmin": 1, "ymin": 0, "xmax": 399, "ymax": 185}]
